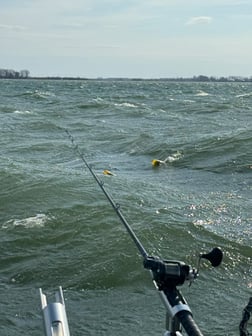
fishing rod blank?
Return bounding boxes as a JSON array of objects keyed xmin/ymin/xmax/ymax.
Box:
[{"xmin": 65, "ymin": 129, "xmax": 148, "ymax": 259}]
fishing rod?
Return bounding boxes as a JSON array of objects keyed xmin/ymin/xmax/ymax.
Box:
[
  {"xmin": 65, "ymin": 129, "xmax": 148, "ymax": 258},
  {"xmin": 63, "ymin": 130, "xmax": 223, "ymax": 336}
]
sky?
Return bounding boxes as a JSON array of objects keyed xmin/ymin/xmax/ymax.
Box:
[{"xmin": 0, "ymin": 0, "xmax": 251, "ymax": 78}]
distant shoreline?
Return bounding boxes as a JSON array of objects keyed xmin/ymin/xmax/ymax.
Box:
[
  {"xmin": 1, "ymin": 76, "xmax": 252, "ymax": 82},
  {"xmin": 1, "ymin": 68, "xmax": 251, "ymax": 81}
]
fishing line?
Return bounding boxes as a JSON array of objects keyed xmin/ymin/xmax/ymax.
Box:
[{"xmin": 65, "ymin": 129, "xmax": 148, "ymax": 259}]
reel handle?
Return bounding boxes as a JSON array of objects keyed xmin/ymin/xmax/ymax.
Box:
[{"xmin": 200, "ymin": 247, "xmax": 223, "ymax": 267}]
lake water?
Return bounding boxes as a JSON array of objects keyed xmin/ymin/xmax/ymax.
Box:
[{"xmin": 0, "ymin": 79, "xmax": 251, "ymax": 335}]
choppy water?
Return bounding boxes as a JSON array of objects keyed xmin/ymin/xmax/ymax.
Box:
[{"xmin": 0, "ymin": 79, "xmax": 251, "ymax": 336}]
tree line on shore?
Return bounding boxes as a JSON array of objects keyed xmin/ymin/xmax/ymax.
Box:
[
  {"xmin": 0, "ymin": 68, "xmax": 251, "ymax": 82},
  {"xmin": 0, "ymin": 68, "xmax": 30, "ymax": 79}
]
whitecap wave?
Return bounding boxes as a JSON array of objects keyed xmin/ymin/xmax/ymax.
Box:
[
  {"xmin": 2, "ymin": 213, "xmax": 49, "ymax": 229},
  {"xmin": 236, "ymin": 92, "xmax": 252, "ymax": 98},
  {"xmin": 14, "ymin": 110, "xmax": 33, "ymax": 115},
  {"xmin": 164, "ymin": 151, "xmax": 183, "ymax": 163},
  {"xmin": 195, "ymin": 90, "xmax": 209, "ymax": 96},
  {"xmin": 114, "ymin": 102, "xmax": 137, "ymax": 108}
]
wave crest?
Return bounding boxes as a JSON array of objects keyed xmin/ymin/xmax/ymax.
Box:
[{"xmin": 2, "ymin": 213, "xmax": 49, "ymax": 229}]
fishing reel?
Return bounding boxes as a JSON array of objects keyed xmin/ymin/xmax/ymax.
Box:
[{"xmin": 143, "ymin": 247, "xmax": 223, "ymax": 289}]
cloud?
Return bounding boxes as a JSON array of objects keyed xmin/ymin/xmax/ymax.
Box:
[
  {"xmin": 186, "ymin": 16, "xmax": 213, "ymax": 25},
  {"xmin": 0, "ymin": 24, "xmax": 26, "ymax": 31}
]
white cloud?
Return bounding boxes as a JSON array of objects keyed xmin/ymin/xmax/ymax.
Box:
[
  {"xmin": 0, "ymin": 24, "xmax": 27, "ymax": 31},
  {"xmin": 186, "ymin": 16, "xmax": 213, "ymax": 25}
]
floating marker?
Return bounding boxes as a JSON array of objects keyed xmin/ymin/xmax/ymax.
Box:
[
  {"xmin": 152, "ymin": 159, "xmax": 162, "ymax": 167},
  {"xmin": 103, "ymin": 169, "xmax": 114, "ymax": 176}
]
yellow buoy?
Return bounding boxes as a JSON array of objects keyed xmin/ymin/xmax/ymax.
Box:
[
  {"xmin": 152, "ymin": 159, "xmax": 161, "ymax": 167},
  {"xmin": 103, "ymin": 169, "xmax": 114, "ymax": 176}
]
